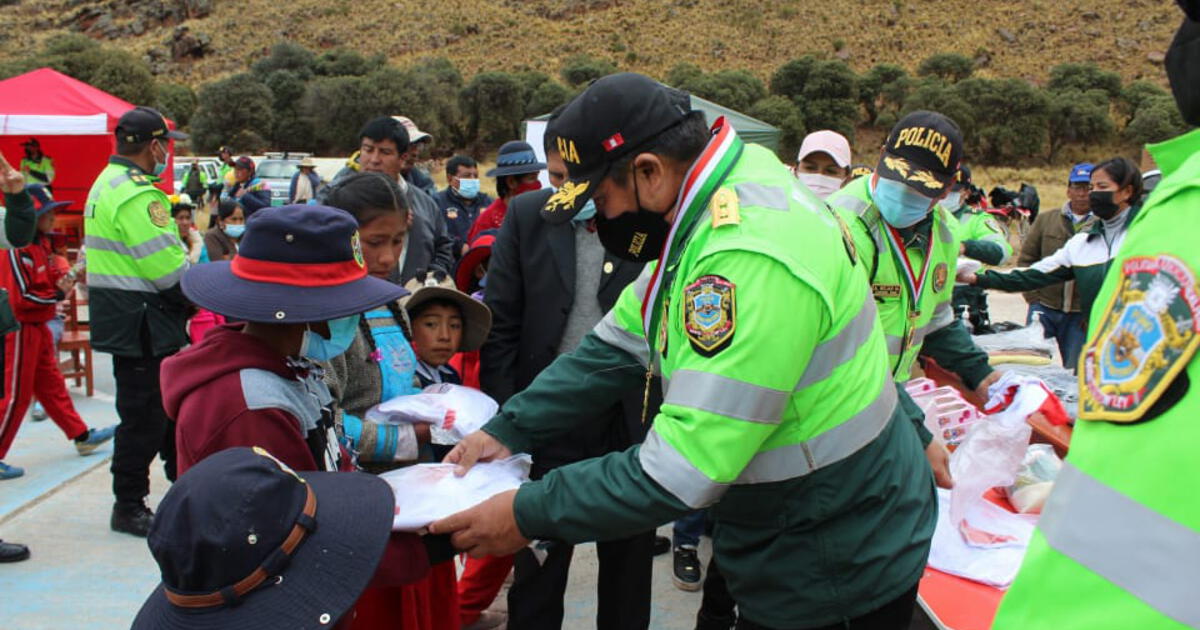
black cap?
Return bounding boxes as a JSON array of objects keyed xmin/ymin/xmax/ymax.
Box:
[
  {"xmin": 876, "ymin": 111, "xmax": 963, "ymax": 197},
  {"xmin": 115, "ymin": 106, "xmax": 188, "ymax": 144},
  {"xmin": 540, "ymin": 73, "xmax": 693, "ymax": 224},
  {"xmin": 952, "ymin": 164, "xmax": 973, "ymax": 191}
]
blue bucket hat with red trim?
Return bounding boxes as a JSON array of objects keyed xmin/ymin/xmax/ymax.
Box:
[{"xmin": 181, "ymin": 205, "xmax": 408, "ymax": 323}]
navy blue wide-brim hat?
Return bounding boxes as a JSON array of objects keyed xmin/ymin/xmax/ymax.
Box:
[
  {"xmin": 485, "ymin": 140, "xmax": 546, "ymax": 178},
  {"xmin": 132, "ymin": 447, "xmax": 395, "ymax": 630},
  {"xmin": 182, "ymin": 204, "xmax": 408, "ymax": 323}
]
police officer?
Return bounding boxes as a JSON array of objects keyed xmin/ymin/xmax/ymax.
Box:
[
  {"xmin": 431, "ymin": 73, "xmax": 936, "ymax": 630},
  {"xmin": 947, "ymin": 165, "xmax": 1012, "ymax": 333},
  {"xmin": 993, "ymin": 4, "xmax": 1200, "ymax": 627},
  {"xmin": 84, "ymin": 106, "xmax": 190, "ymax": 537}
]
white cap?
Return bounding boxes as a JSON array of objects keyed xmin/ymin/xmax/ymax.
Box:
[
  {"xmin": 392, "ymin": 116, "xmax": 432, "ymax": 143},
  {"xmin": 797, "ymin": 130, "xmax": 851, "ymax": 168}
]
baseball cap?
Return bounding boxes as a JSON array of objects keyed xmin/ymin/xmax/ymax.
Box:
[
  {"xmin": 797, "ymin": 130, "xmax": 851, "ymax": 168},
  {"xmin": 392, "ymin": 116, "xmax": 432, "ymax": 144},
  {"xmin": 876, "ymin": 111, "xmax": 963, "ymax": 198},
  {"xmin": 952, "ymin": 165, "xmax": 973, "ymax": 191},
  {"xmin": 1068, "ymin": 163, "xmax": 1094, "ymax": 184},
  {"xmin": 115, "ymin": 106, "xmax": 188, "ymax": 144},
  {"xmin": 540, "ymin": 73, "xmax": 694, "ymax": 224}
]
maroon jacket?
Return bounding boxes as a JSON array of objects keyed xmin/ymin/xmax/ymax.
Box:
[{"xmin": 161, "ymin": 323, "xmax": 431, "ymax": 587}]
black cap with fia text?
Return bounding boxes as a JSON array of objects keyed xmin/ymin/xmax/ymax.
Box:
[
  {"xmin": 876, "ymin": 110, "xmax": 962, "ymax": 198},
  {"xmin": 540, "ymin": 73, "xmax": 693, "ymax": 224},
  {"xmin": 116, "ymin": 106, "xmax": 188, "ymax": 144}
]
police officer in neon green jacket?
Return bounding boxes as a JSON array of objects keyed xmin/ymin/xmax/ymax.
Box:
[
  {"xmin": 430, "ymin": 74, "xmax": 936, "ymax": 630},
  {"xmin": 993, "ymin": 7, "xmax": 1200, "ymax": 628},
  {"xmin": 946, "ymin": 165, "xmax": 1011, "ymax": 333},
  {"xmin": 84, "ymin": 106, "xmax": 190, "ymax": 537}
]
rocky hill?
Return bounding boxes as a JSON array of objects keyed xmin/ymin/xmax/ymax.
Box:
[{"xmin": 0, "ymin": 0, "xmax": 1181, "ymax": 87}]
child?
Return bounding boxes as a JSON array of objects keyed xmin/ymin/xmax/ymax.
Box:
[
  {"xmin": 0, "ymin": 188, "xmax": 115, "ymax": 479},
  {"xmin": 451, "ymin": 231, "xmax": 496, "ymax": 388},
  {"xmin": 404, "ymin": 273, "xmax": 490, "ymax": 389},
  {"xmin": 169, "ymin": 199, "xmax": 205, "ymax": 264}
]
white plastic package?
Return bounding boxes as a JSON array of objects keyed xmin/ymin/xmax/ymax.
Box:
[
  {"xmin": 1004, "ymin": 444, "xmax": 1063, "ymax": 514},
  {"xmin": 380, "ymin": 455, "xmax": 532, "ymax": 532},
  {"xmin": 366, "ymin": 384, "xmax": 499, "ymax": 443},
  {"xmin": 928, "ymin": 489, "xmax": 1036, "ymax": 587}
]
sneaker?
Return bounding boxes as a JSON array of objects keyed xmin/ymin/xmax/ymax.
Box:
[
  {"xmin": 30, "ymin": 401, "xmax": 46, "ymax": 422},
  {"xmin": 0, "ymin": 540, "xmax": 30, "ymax": 563},
  {"xmin": 696, "ymin": 609, "xmax": 738, "ymax": 630},
  {"xmin": 111, "ymin": 502, "xmax": 154, "ymax": 537},
  {"xmin": 0, "ymin": 461, "xmax": 25, "ymax": 480},
  {"xmin": 672, "ymin": 546, "xmax": 702, "ymax": 592},
  {"xmin": 653, "ymin": 535, "xmax": 670, "ymax": 556},
  {"xmin": 75, "ymin": 425, "xmax": 116, "ymax": 456}
]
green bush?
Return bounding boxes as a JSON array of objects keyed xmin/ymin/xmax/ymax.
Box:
[
  {"xmin": 956, "ymin": 78, "xmax": 1049, "ymax": 163},
  {"xmin": 264, "ymin": 70, "xmax": 313, "ymax": 151},
  {"xmin": 156, "ymin": 83, "xmax": 197, "ymax": 127},
  {"xmin": 679, "ymin": 69, "xmax": 765, "ymax": 112},
  {"xmin": 800, "ymin": 60, "xmax": 858, "ymax": 140},
  {"xmin": 1047, "ymin": 89, "xmax": 1113, "ymax": 159},
  {"xmin": 901, "ymin": 79, "xmax": 975, "ymax": 143},
  {"xmin": 460, "ymin": 71, "xmax": 527, "ymax": 148},
  {"xmin": 191, "ymin": 74, "xmax": 275, "ymax": 154},
  {"xmin": 860, "ymin": 63, "xmax": 911, "ymax": 125},
  {"xmin": 747, "ymin": 95, "xmax": 806, "ymax": 160},
  {"xmin": 666, "ymin": 62, "xmax": 705, "ymax": 89},
  {"xmin": 560, "ymin": 54, "xmax": 616, "ymax": 87},
  {"xmin": 527, "ymin": 80, "xmax": 574, "ymax": 118},
  {"xmin": 251, "ymin": 42, "xmax": 315, "ymax": 81},
  {"xmin": 769, "ymin": 55, "xmax": 818, "ymax": 101},
  {"xmin": 313, "ymin": 48, "xmax": 382, "ymax": 77},
  {"xmin": 1047, "ymin": 63, "xmax": 1122, "ymax": 99},
  {"xmin": 1124, "ymin": 95, "xmax": 1189, "ymax": 146},
  {"xmin": 916, "ymin": 53, "xmax": 974, "ymax": 83},
  {"xmin": 1118, "ymin": 81, "xmax": 1170, "ymax": 124},
  {"xmin": 88, "ymin": 50, "xmax": 157, "ymax": 105},
  {"xmin": 301, "ymin": 75, "xmax": 388, "ymax": 154}
]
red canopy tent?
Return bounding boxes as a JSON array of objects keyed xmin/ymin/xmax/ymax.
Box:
[{"xmin": 0, "ymin": 68, "xmax": 179, "ymax": 212}]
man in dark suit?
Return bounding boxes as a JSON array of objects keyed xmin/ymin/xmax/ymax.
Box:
[{"xmin": 479, "ymin": 137, "xmax": 659, "ymax": 630}]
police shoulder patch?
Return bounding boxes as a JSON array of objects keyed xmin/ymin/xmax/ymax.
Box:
[
  {"xmin": 1079, "ymin": 255, "xmax": 1200, "ymax": 422},
  {"xmin": 682, "ymin": 275, "xmax": 736, "ymax": 357},
  {"xmin": 147, "ymin": 200, "xmax": 170, "ymax": 228},
  {"xmin": 129, "ymin": 172, "xmax": 152, "ymax": 186},
  {"xmin": 933, "ymin": 262, "xmax": 949, "ymax": 293}
]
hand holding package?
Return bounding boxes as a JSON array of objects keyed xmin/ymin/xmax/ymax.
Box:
[{"xmin": 380, "ymin": 455, "xmax": 531, "ymax": 532}]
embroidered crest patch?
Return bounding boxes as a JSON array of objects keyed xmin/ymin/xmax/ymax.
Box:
[
  {"xmin": 1079, "ymin": 255, "xmax": 1200, "ymax": 422},
  {"xmin": 351, "ymin": 232, "xmax": 365, "ymax": 268},
  {"xmin": 683, "ymin": 275, "xmax": 736, "ymax": 357},
  {"xmin": 933, "ymin": 262, "xmax": 949, "ymax": 293},
  {"xmin": 147, "ymin": 200, "xmax": 170, "ymax": 228}
]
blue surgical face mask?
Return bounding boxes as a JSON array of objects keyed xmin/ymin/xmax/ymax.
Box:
[
  {"xmin": 299, "ymin": 314, "xmax": 361, "ymax": 361},
  {"xmin": 942, "ymin": 190, "xmax": 964, "ymax": 210},
  {"xmin": 151, "ymin": 141, "xmax": 168, "ymax": 177},
  {"xmin": 573, "ymin": 199, "xmax": 597, "ymax": 222},
  {"xmin": 456, "ymin": 178, "xmax": 480, "ymax": 199},
  {"xmin": 872, "ymin": 178, "xmax": 935, "ymax": 228},
  {"xmin": 223, "ymin": 223, "xmax": 245, "ymax": 239}
]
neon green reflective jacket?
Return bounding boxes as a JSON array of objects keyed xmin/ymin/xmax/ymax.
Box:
[
  {"xmin": 950, "ymin": 204, "xmax": 1011, "ymax": 266},
  {"xmin": 993, "ymin": 128, "xmax": 1200, "ymax": 630},
  {"xmin": 84, "ymin": 157, "xmax": 190, "ymax": 358},
  {"xmin": 20, "ymin": 156, "xmax": 54, "ymax": 185},
  {"xmin": 485, "ymin": 140, "xmax": 935, "ymax": 628},
  {"xmin": 829, "ymin": 177, "xmax": 992, "ymax": 388}
]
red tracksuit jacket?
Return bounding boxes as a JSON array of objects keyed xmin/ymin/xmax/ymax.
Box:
[{"xmin": 6, "ymin": 236, "xmax": 62, "ymax": 324}]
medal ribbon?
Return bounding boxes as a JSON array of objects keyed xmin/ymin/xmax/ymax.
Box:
[
  {"xmin": 641, "ymin": 119, "xmax": 743, "ymax": 342},
  {"xmin": 881, "ymin": 223, "xmax": 935, "ymax": 319}
]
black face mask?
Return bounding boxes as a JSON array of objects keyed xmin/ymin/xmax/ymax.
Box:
[
  {"xmin": 1089, "ymin": 190, "xmax": 1121, "ymax": 220},
  {"xmin": 1166, "ymin": 14, "xmax": 1200, "ymax": 126},
  {"xmin": 594, "ymin": 172, "xmax": 672, "ymax": 263}
]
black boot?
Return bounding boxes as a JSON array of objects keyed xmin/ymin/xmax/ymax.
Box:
[
  {"xmin": 111, "ymin": 501, "xmax": 154, "ymax": 537},
  {"xmin": 0, "ymin": 540, "xmax": 30, "ymax": 563}
]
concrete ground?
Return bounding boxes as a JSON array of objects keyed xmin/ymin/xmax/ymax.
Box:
[{"xmin": 0, "ymin": 291, "xmax": 1031, "ymax": 628}]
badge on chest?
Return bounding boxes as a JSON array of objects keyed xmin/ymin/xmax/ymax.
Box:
[{"xmin": 683, "ymin": 275, "xmax": 736, "ymax": 357}]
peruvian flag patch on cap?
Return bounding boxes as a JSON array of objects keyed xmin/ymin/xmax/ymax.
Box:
[{"xmin": 603, "ymin": 133, "xmax": 625, "ymax": 152}]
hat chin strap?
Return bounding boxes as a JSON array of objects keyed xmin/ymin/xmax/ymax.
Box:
[{"xmin": 164, "ymin": 485, "xmax": 317, "ymax": 609}]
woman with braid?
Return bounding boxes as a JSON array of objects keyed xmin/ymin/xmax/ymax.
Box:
[{"xmin": 323, "ymin": 172, "xmax": 484, "ymax": 630}]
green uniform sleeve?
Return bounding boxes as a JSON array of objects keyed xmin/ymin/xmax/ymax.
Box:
[
  {"xmin": 515, "ymin": 251, "xmax": 825, "ymax": 543},
  {"xmin": 921, "ymin": 320, "xmax": 993, "ymax": 390},
  {"xmin": 114, "ymin": 190, "xmax": 189, "ymax": 290},
  {"xmin": 974, "ymin": 265, "xmax": 1074, "ymax": 293},
  {"xmin": 962, "ymin": 239, "xmax": 1006, "ymax": 266},
  {"xmin": 961, "ymin": 214, "xmax": 1011, "ymax": 266},
  {"xmin": 1, "ymin": 189, "xmax": 36, "ymax": 249}
]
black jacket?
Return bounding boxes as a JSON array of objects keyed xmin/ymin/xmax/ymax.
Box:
[
  {"xmin": 480, "ymin": 188, "xmax": 661, "ymax": 470},
  {"xmin": 394, "ymin": 183, "xmax": 455, "ymax": 285}
]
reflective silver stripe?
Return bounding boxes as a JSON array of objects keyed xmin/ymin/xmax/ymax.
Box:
[
  {"xmin": 830, "ymin": 194, "xmax": 869, "ymax": 216},
  {"xmin": 886, "ymin": 334, "xmax": 903, "ymax": 355},
  {"xmin": 735, "ymin": 182, "xmax": 790, "ymax": 211},
  {"xmin": 630, "ymin": 264, "xmax": 653, "ymax": 296},
  {"xmin": 664, "ymin": 370, "xmax": 789, "ymax": 424},
  {"xmin": 936, "ymin": 216, "xmax": 954, "ymax": 244},
  {"xmin": 638, "ymin": 428, "xmax": 727, "ymax": 508},
  {"xmin": 151, "ymin": 264, "xmax": 187, "ymax": 291},
  {"xmin": 87, "ymin": 273, "xmax": 158, "ymax": 292},
  {"xmin": 735, "ymin": 377, "xmax": 896, "ymax": 484},
  {"xmin": 593, "ymin": 310, "xmax": 649, "ymax": 368},
  {"xmin": 929, "ymin": 300, "xmax": 954, "ymax": 330},
  {"xmin": 107, "ymin": 173, "xmax": 132, "ymax": 189},
  {"xmin": 85, "ymin": 233, "xmax": 180, "ymax": 260},
  {"xmin": 796, "ymin": 292, "xmax": 878, "ymax": 389},
  {"xmin": 1040, "ymin": 462, "xmax": 1200, "ymax": 628}
]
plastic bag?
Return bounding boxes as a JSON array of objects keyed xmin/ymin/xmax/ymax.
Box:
[
  {"xmin": 948, "ymin": 372, "xmax": 1041, "ymax": 548},
  {"xmin": 1004, "ymin": 444, "xmax": 1062, "ymax": 514},
  {"xmin": 380, "ymin": 455, "xmax": 531, "ymax": 532},
  {"xmin": 973, "ymin": 320, "xmax": 1056, "ymax": 362},
  {"xmin": 928, "ymin": 489, "xmax": 1036, "ymax": 587},
  {"xmin": 993, "ymin": 363, "xmax": 1079, "ymax": 420},
  {"xmin": 366, "ymin": 384, "xmax": 499, "ymax": 443}
]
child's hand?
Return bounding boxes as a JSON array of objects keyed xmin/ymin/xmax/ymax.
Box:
[{"xmin": 0, "ymin": 153, "xmax": 24, "ymax": 194}]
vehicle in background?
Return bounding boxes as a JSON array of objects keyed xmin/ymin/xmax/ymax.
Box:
[
  {"xmin": 257, "ymin": 152, "xmax": 309, "ymax": 206},
  {"xmin": 172, "ymin": 159, "xmax": 221, "ymax": 199}
]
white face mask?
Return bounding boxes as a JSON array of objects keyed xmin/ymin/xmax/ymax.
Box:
[
  {"xmin": 943, "ymin": 190, "xmax": 964, "ymax": 210},
  {"xmin": 797, "ymin": 173, "xmax": 844, "ymax": 200}
]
